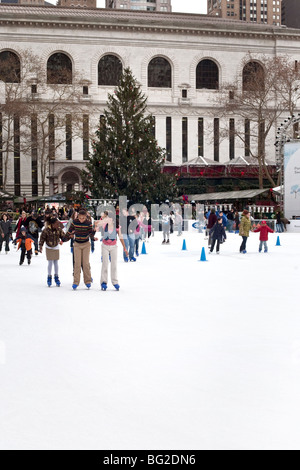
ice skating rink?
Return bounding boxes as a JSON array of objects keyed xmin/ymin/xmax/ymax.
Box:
[{"xmin": 0, "ymin": 230, "xmax": 300, "ymax": 450}]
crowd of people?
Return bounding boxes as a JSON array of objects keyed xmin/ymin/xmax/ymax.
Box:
[
  {"xmin": 204, "ymin": 206, "xmax": 278, "ymax": 255},
  {"xmin": 0, "ymin": 204, "xmax": 154, "ymax": 290},
  {"xmin": 0, "ymin": 202, "xmax": 289, "ymax": 287}
]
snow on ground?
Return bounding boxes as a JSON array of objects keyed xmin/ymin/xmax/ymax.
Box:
[{"xmin": 0, "ymin": 229, "xmax": 300, "ymax": 450}]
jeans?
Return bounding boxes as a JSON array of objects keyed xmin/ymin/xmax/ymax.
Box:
[
  {"xmin": 259, "ymin": 241, "xmax": 268, "ymax": 252},
  {"xmin": 276, "ymin": 223, "xmax": 283, "ymax": 233},
  {"xmin": 135, "ymin": 237, "xmax": 140, "ymax": 255},
  {"xmin": 128, "ymin": 234, "xmax": 135, "ymax": 260},
  {"xmin": 240, "ymin": 236, "xmax": 248, "ymax": 252},
  {"xmin": 122, "ymin": 236, "xmax": 129, "ymax": 261},
  {"xmin": 227, "ymin": 220, "xmax": 234, "ymax": 232}
]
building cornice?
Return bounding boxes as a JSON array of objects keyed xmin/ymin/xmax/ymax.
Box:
[{"xmin": 0, "ymin": 4, "xmax": 300, "ymax": 41}]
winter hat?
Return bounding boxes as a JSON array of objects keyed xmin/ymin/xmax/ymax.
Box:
[
  {"xmin": 261, "ymin": 220, "xmax": 267, "ymax": 225},
  {"xmin": 20, "ymin": 226, "xmax": 27, "ymax": 233},
  {"xmin": 242, "ymin": 209, "xmax": 249, "ymax": 216}
]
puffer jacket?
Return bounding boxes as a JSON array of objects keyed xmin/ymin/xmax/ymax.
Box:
[
  {"xmin": 39, "ymin": 226, "xmax": 65, "ymax": 250},
  {"xmin": 239, "ymin": 215, "xmax": 251, "ymax": 237},
  {"xmin": 254, "ymin": 224, "xmax": 274, "ymax": 241},
  {"xmin": 16, "ymin": 236, "xmax": 34, "ymax": 252},
  {"xmin": 210, "ymin": 222, "xmax": 226, "ymax": 242}
]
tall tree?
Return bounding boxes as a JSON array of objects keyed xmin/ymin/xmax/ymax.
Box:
[
  {"xmin": 0, "ymin": 49, "xmax": 87, "ymax": 195},
  {"xmin": 81, "ymin": 67, "xmax": 177, "ymax": 203},
  {"xmin": 0, "ymin": 50, "xmax": 35, "ymax": 192},
  {"xmin": 211, "ymin": 54, "xmax": 300, "ymax": 188}
]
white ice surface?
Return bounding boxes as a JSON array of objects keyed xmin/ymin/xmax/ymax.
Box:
[{"xmin": 0, "ymin": 230, "xmax": 300, "ymax": 450}]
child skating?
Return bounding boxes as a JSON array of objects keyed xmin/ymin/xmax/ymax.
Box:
[
  {"xmin": 16, "ymin": 227, "xmax": 34, "ymax": 265},
  {"xmin": 39, "ymin": 217, "xmax": 65, "ymax": 287},
  {"xmin": 162, "ymin": 213, "xmax": 171, "ymax": 244},
  {"xmin": 253, "ymin": 220, "xmax": 274, "ymax": 253}
]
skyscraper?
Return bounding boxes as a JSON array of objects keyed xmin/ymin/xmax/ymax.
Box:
[
  {"xmin": 57, "ymin": 0, "xmax": 97, "ymax": 7},
  {"xmin": 105, "ymin": 0, "xmax": 172, "ymax": 13},
  {"xmin": 282, "ymin": 0, "xmax": 300, "ymax": 29},
  {"xmin": 207, "ymin": 0, "xmax": 281, "ymax": 26}
]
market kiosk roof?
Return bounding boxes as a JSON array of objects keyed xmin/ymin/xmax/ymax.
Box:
[{"xmin": 189, "ymin": 188, "xmax": 271, "ymax": 202}]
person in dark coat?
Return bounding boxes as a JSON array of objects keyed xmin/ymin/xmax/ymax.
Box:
[
  {"xmin": 234, "ymin": 211, "xmax": 240, "ymax": 233},
  {"xmin": 209, "ymin": 217, "xmax": 226, "ymax": 254},
  {"xmin": 227, "ymin": 209, "xmax": 235, "ymax": 232},
  {"xmin": 24, "ymin": 210, "xmax": 44, "ymax": 255},
  {"xmin": 207, "ymin": 209, "xmax": 218, "ymax": 248},
  {"xmin": 0, "ymin": 213, "xmax": 13, "ymax": 254},
  {"xmin": 275, "ymin": 210, "xmax": 284, "ymax": 233}
]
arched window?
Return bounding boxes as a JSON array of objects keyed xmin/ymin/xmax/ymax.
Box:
[
  {"xmin": 98, "ymin": 55, "xmax": 122, "ymax": 86},
  {"xmin": 148, "ymin": 57, "xmax": 171, "ymax": 88},
  {"xmin": 196, "ymin": 59, "xmax": 219, "ymax": 90},
  {"xmin": 0, "ymin": 51, "xmax": 20, "ymax": 83},
  {"xmin": 47, "ymin": 53, "xmax": 72, "ymax": 85},
  {"xmin": 242, "ymin": 61, "xmax": 264, "ymax": 92}
]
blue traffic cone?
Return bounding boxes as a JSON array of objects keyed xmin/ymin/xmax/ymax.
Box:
[
  {"xmin": 276, "ymin": 236, "xmax": 281, "ymax": 246},
  {"xmin": 182, "ymin": 239, "xmax": 187, "ymax": 251},
  {"xmin": 141, "ymin": 241, "xmax": 147, "ymax": 255},
  {"xmin": 199, "ymin": 247, "xmax": 207, "ymax": 262}
]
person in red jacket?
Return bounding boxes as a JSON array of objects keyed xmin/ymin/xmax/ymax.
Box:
[{"xmin": 253, "ymin": 220, "xmax": 274, "ymax": 253}]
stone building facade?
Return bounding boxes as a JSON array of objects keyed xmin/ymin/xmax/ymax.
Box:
[{"xmin": 0, "ymin": 4, "xmax": 300, "ymax": 197}]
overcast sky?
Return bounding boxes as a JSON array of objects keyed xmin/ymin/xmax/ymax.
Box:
[{"xmin": 47, "ymin": 1, "xmax": 207, "ymax": 14}]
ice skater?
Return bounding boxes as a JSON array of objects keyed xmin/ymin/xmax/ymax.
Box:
[
  {"xmin": 239, "ymin": 209, "xmax": 251, "ymax": 253},
  {"xmin": 64, "ymin": 209, "xmax": 97, "ymax": 290},
  {"xmin": 253, "ymin": 220, "xmax": 274, "ymax": 253},
  {"xmin": 24, "ymin": 210, "xmax": 44, "ymax": 256},
  {"xmin": 162, "ymin": 212, "xmax": 171, "ymax": 244},
  {"xmin": 0, "ymin": 213, "xmax": 12, "ymax": 254},
  {"xmin": 16, "ymin": 227, "xmax": 34, "ymax": 266},
  {"xmin": 209, "ymin": 217, "xmax": 226, "ymax": 254},
  {"xmin": 39, "ymin": 216, "xmax": 65, "ymax": 287},
  {"xmin": 207, "ymin": 209, "xmax": 218, "ymax": 248},
  {"xmin": 96, "ymin": 211, "xmax": 129, "ymax": 291}
]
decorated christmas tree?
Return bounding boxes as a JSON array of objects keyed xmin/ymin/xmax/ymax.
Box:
[{"xmin": 81, "ymin": 68, "xmax": 178, "ymax": 203}]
